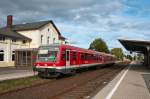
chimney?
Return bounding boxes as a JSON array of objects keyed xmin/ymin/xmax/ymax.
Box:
[{"xmin": 7, "ymin": 15, "xmax": 13, "ymax": 27}]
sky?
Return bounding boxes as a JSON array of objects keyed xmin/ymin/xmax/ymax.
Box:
[{"xmin": 0, "ymin": 0, "xmax": 150, "ymax": 51}]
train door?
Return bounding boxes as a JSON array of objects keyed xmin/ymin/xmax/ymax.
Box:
[{"xmin": 66, "ymin": 50, "xmax": 70, "ymax": 67}]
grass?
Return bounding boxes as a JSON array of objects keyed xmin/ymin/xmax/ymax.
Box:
[{"xmin": 0, "ymin": 76, "xmax": 50, "ymax": 94}]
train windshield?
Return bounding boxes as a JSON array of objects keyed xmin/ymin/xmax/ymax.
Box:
[{"xmin": 37, "ymin": 46, "xmax": 59, "ymax": 62}]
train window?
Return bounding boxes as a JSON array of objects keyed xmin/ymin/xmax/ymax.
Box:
[
  {"xmin": 81, "ymin": 54, "xmax": 83, "ymax": 60},
  {"xmin": 90, "ymin": 54, "xmax": 92, "ymax": 60},
  {"xmin": 100, "ymin": 56, "xmax": 102, "ymax": 60},
  {"xmin": 81, "ymin": 53, "xmax": 87, "ymax": 60},
  {"xmin": 73, "ymin": 51, "xmax": 76, "ymax": 60},
  {"xmin": 61, "ymin": 51, "xmax": 66, "ymax": 60},
  {"xmin": 89, "ymin": 54, "xmax": 92, "ymax": 60},
  {"xmin": 66, "ymin": 50, "xmax": 70, "ymax": 61},
  {"xmin": 85, "ymin": 53, "xmax": 88, "ymax": 60},
  {"xmin": 91, "ymin": 54, "xmax": 93, "ymax": 60},
  {"xmin": 94, "ymin": 55, "xmax": 96, "ymax": 60},
  {"xmin": 92, "ymin": 55, "xmax": 95, "ymax": 60},
  {"xmin": 83, "ymin": 54, "xmax": 85, "ymax": 60},
  {"xmin": 81, "ymin": 53, "xmax": 84, "ymax": 60},
  {"xmin": 87, "ymin": 54, "xmax": 89, "ymax": 60}
]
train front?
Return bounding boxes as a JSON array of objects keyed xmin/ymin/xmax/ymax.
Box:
[{"xmin": 34, "ymin": 45, "xmax": 61, "ymax": 77}]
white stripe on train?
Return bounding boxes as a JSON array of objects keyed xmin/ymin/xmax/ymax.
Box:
[{"xmin": 36, "ymin": 62, "xmax": 114, "ymax": 70}]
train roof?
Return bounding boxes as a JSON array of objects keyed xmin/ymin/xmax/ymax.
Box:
[
  {"xmin": 39, "ymin": 44, "xmax": 114, "ymax": 57},
  {"xmin": 61, "ymin": 44, "xmax": 114, "ymax": 57}
]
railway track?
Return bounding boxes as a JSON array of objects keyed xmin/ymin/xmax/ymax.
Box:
[{"xmin": 0, "ymin": 63, "xmax": 127, "ymax": 99}]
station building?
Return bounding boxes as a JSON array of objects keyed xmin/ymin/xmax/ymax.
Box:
[{"xmin": 0, "ymin": 15, "xmax": 66, "ymax": 67}]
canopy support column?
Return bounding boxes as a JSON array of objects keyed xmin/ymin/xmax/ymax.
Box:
[
  {"xmin": 147, "ymin": 47, "xmax": 150, "ymax": 68},
  {"xmin": 144, "ymin": 54, "xmax": 147, "ymax": 66}
]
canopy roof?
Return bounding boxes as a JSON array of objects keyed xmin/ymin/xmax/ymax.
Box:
[{"xmin": 119, "ymin": 39, "xmax": 150, "ymax": 54}]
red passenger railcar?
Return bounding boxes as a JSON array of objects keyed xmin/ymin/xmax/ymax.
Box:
[{"xmin": 34, "ymin": 44, "xmax": 116, "ymax": 77}]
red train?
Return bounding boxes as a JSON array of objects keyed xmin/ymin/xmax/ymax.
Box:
[{"xmin": 34, "ymin": 44, "xmax": 116, "ymax": 77}]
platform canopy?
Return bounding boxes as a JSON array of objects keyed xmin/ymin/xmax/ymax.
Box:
[
  {"xmin": 119, "ymin": 39, "xmax": 150, "ymax": 54},
  {"xmin": 119, "ymin": 39, "xmax": 150, "ymax": 67}
]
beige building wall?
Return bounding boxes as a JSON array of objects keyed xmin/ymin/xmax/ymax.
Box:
[
  {"xmin": 0, "ymin": 37, "xmax": 30, "ymax": 67},
  {"xmin": 17, "ymin": 23, "xmax": 65, "ymax": 48},
  {"xmin": 17, "ymin": 30, "xmax": 40, "ymax": 48},
  {"xmin": 39, "ymin": 23, "xmax": 60, "ymax": 45}
]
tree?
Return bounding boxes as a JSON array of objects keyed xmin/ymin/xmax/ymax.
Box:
[
  {"xmin": 137, "ymin": 53, "xmax": 144, "ymax": 61},
  {"xmin": 133, "ymin": 55, "xmax": 137, "ymax": 61},
  {"xmin": 133, "ymin": 53, "xmax": 143, "ymax": 61},
  {"xmin": 126, "ymin": 54, "xmax": 133, "ymax": 61},
  {"xmin": 89, "ymin": 38, "xmax": 109, "ymax": 53},
  {"xmin": 111, "ymin": 48, "xmax": 124, "ymax": 60}
]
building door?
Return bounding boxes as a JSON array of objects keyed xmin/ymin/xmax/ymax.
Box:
[{"xmin": 66, "ymin": 50, "xmax": 70, "ymax": 67}]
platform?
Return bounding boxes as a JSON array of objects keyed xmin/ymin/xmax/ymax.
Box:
[
  {"xmin": 0, "ymin": 67, "xmax": 37, "ymax": 81},
  {"xmin": 92, "ymin": 62, "xmax": 150, "ymax": 99}
]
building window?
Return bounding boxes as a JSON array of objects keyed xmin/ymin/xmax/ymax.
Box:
[
  {"xmin": 53, "ymin": 38, "xmax": 55, "ymax": 44},
  {"xmin": 0, "ymin": 50, "xmax": 4, "ymax": 61},
  {"xmin": 12, "ymin": 39, "xmax": 17, "ymax": 42},
  {"xmin": 41, "ymin": 35, "xmax": 43, "ymax": 44},
  {"xmin": 12, "ymin": 51, "xmax": 15, "ymax": 61},
  {"xmin": 22, "ymin": 40, "xmax": 27, "ymax": 44},
  {"xmin": 47, "ymin": 36, "xmax": 50, "ymax": 44},
  {"xmin": 0, "ymin": 36, "xmax": 5, "ymax": 41},
  {"xmin": 48, "ymin": 28, "xmax": 50, "ymax": 32}
]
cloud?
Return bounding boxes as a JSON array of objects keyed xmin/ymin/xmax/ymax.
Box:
[
  {"xmin": 0, "ymin": 0, "xmax": 150, "ymax": 50},
  {"xmin": 0, "ymin": 0, "xmax": 124, "ymax": 23}
]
